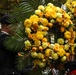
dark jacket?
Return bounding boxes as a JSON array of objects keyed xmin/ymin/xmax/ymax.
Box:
[{"xmin": 0, "ymin": 31, "xmax": 21, "ymax": 75}]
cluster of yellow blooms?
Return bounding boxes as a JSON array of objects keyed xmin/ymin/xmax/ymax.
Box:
[
  {"xmin": 65, "ymin": 1, "xmax": 76, "ymax": 17},
  {"xmin": 23, "ymin": 3, "xmax": 76, "ymax": 68}
]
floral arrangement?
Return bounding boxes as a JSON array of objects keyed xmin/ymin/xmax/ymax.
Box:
[{"xmin": 23, "ymin": 3, "xmax": 76, "ymax": 69}]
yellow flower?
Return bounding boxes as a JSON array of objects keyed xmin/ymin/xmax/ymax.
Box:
[
  {"xmin": 50, "ymin": 19, "xmax": 55, "ymax": 23},
  {"xmin": 24, "ymin": 19, "xmax": 32, "ymax": 28},
  {"xmin": 42, "ymin": 42, "xmax": 48, "ymax": 49},
  {"xmin": 38, "ymin": 5, "xmax": 45, "ymax": 11},
  {"xmin": 56, "ymin": 12, "xmax": 62, "ymax": 18},
  {"xmin": 35, "ymin": 10, "xmax": 43, "ymax": 17},
  {"xmin": 64, "ymin": 31, "xmax": 71, "ymax": 39},
  {"xmin": 57, "ymin": 38, "xmax": 64, "ymax": 45},
  {"xmin": 43, "ymin": 31, "xmax": 48, "ymax": 36},
  {"xmin": 31, "ymin": 34, "xmax": 37, "ymax": 41},
  {"xmin": 52, "ymin": 53, "xmax": 58, "ymax": 60},
  {"xmin": 38, "ymin": 25, "xmax": 45, "ymax": 31},
  {"xmin": 50, "ymin": 44, "xmax": 55, "ymax": 49},
  {"xmin": 54, "ymin": 43, "xmax": 60, "ymax": 52},
  {"xmin": 30, "ymin": 15, "xmax": 39, "ymax": 23},
  {"xmin": 61, "ymin": 56, "xmax": 66, "ymax": 62},
  {"xmin": 56, "ymin": 7, "xmax": 62, "ymax": 12},
  {"xmin": 50, "ymin": 12, "xmax": 57, "ymax": 18},
  {"xmin": 64, "ymin": 44, "xmax": 70, "ymax": 51},
  {"xmin": 65, "ymin": 52, "xmax": 70, "ymax": 58},
  {"xmin": 64, "ymin": 13, "xmax": 71, "ymax": 19},
  {"xmin": 37, "ymin": 53, "xmax": 44, "ymax": 59},
  {"xmin": 57, "ymin": 48, "xmax": 65, "ymax": 57},
  {"xmin": 45, "ymin": 49, "xmax": 51, "ymax": 57},
  {"xmin": 34, "ymin": 40, "xmax": 41, "ymax": 46},
  {"xmin": 42, "ymin": 38, "xmax": 48, "ymax": 42},
  {"xmin": 47, "ymin": 3, "xmax": 54, "ymax": 7},
  {"xmin": 39, "ymin": 18, "xmax": 48, "ymax": 26},
  {"xmin": 60, "ymin": 26, "xmax": 65, "ymax": 32},
  {"xmin": 36, "ymin": 31, "xmax": 43, "ymax": 40},
  {"xmin": 44, "ymin": 6, "xmax": 57, "ymax": 18},
  {"xmin": 62, "ymin": 21, "xmax": 70, "ymax": 27},
  {"xmin": 31, "ymin": 51, "xmax": 37, "ymax": 58},
  {"xmin": 56, "ymin": 17, "xmax": 63, "ymax": 22},
  {"xmin": 35, "ymin": 9, "xmax": 41, "ymax": 15},
  {"xmin": 24, "ymin": 40, "xmax": 31, "ymax": 47},
  {"xmin": 38, "ymin": 61, "xmax": 46, "ymax": 68},
  {"xmin": 25, "ymin": 28, "xmax": 31, "ymax": 34}
]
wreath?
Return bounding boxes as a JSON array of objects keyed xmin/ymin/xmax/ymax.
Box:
[{"xmin": 22, "ymin": 3, "xmax": 76, "ymax": 69}]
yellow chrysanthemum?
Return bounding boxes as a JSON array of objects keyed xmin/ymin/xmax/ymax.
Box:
[
  {"xmin": 57, "ymin": 38, "xmax": 64, "ymax": 45},
  {"xmin": 61, "ymin": 56, "xmax": 66, "ymax": 62},
  {"xmin": 56, "ymin": 17, "xmax": 63, "ymax": 22},
  {"xmin": 45, "ymin": 49, "xmax": 51, "ymax": 56},
  {"xmin": 37, "ymin": 53, "xmax": 44, "ymax": 59},
  {"xmin": 31, "ymin": 51, "xmax": 37, "ymax": 58},
  {"xmin": 54, "ymin": 43, "xmax": 60, "ymax": 52},
  {"xmin": 36, "ymin": 31, "xmax": 43, "ymax": 40},
  {"xmin": 38, "ymin": 5, "xmax": 45, "ymax": 11},
  {"xmin": 38, "ymin": 25, "xmax": 45, "ymax": 31},
  {"xmin": 39, "ymin": 18, "xmax": 48, "ymax": 26},
  {"xmin": 30, "ymin": 15, "xmax": 39, "ymax": 23},
  {"xmin": 24, "ymin": 19, "xmax": 32, "ymax": 28},
  {"xmin": 24, "ymin": 40, "xmax": 31, "ymax": 47},
  {"xmin": 25, "ymin": 28, "xmax": 31, "ymax": 34},
  {"xmin": 57, "ymin": 48, "xmax": 65, "ymax": 57},
  {"xmin": 64, "ymin": 13, "xmax": 71, "ymax": 19},
  {"xmin": 31, "ymin": 34, "xmax": 37, "ymax": 41},
  {"xmin": 64, "ymin": 31, "xmax": 71, "ymax": 39},
  {"xmin": 44, "ymin": 6, "xmax": 57, "ymax": 18},
  {"xmin": 64, "ymin": 44, "xmax": 70, "ymax": 51},
  {"xmin": 38, "ymin": 61, "xmax": 46, "ymax": 68},
  {"xmin": 42, "ymin": 42, "xmax": 48, "ymax": 49},
  {"xmin": 52, "ymin": 53, "xmax": 58, "ymax": 60},
  {"xmin": 35, "ymin": 9, "xmax": 43, "ymax": 17},
  {"xmin": 34, "ymin": 40, "xmax": 41, "ymax": 46}
]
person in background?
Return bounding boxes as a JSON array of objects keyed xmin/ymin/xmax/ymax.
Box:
[{"xmin": 0, "ymin": 14, "xmax": 21, "ymax": 75}]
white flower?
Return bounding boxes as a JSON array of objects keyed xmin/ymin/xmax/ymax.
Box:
[
  {"xmin": 35, "ymin": 9, "xmax": 41, "ymax": 15},
  {"xmin": 47, "ymin": 3, "xmax": 54, "ymax": 7},
  {"xmin": 50, "ymin": 44, "xmax": 55, "ymax": 49},
  {"xmin": 38, "ymin": 5, "xmax": 45, "ymax": 11},
  {"xmin": 56, "ymin": 7, "xmax": 61, "ymax": 12}
]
